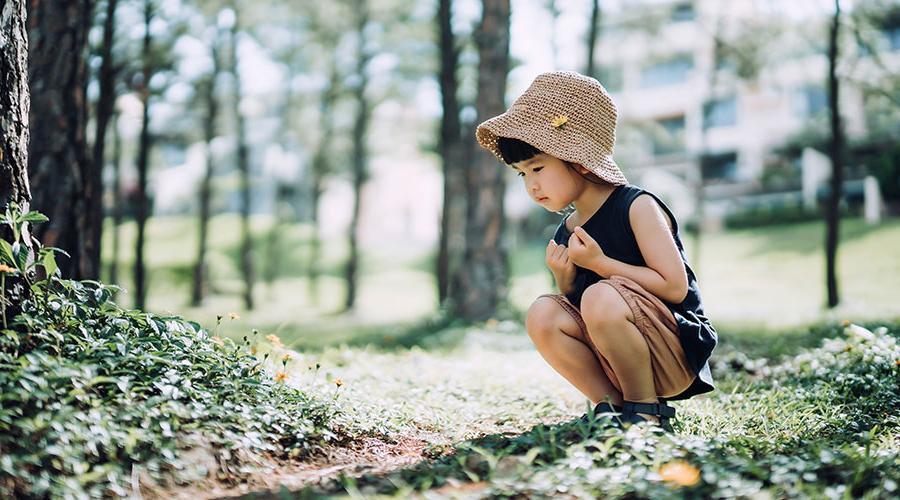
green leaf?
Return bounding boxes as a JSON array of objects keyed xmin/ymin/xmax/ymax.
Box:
[
  {"xmin": 0, "ymin": 240, "xmax": 14, "ymax": 265},
  {"xmin": 43, "ymin": 251, "xmax": 58, "ymax": 277},
  {"xmin": 20, "ymin": 211, "xmax": 49, "ymax": 223}
]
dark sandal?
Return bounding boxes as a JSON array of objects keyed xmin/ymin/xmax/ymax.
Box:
[
  {"xmin": 621, "ymin": 400, "xmax": 676, "ymax": 431},
  {"xmin": 580, "ymin": 401, "xmax": 624, "ymax": 425}
]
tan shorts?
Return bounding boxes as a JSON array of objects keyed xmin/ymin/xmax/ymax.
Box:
[{"xmin": 540, "ymin": 275, "xmax": 695, "ymax": 399}]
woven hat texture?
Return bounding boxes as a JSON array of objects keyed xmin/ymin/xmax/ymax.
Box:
[{"xmin": 475, "ymin": 71, "xmax": 627, "ymax": 186}]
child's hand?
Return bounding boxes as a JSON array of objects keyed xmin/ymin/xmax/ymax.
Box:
[
  {"xmin": 546, "ymin": 239, "xmax": 576, "ymax": 293},
  {"xmin": 568, "ymin": 226, "xmax": 607, "ymax": 270}
]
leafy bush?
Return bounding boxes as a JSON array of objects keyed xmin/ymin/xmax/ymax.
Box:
[{"xmin": 0, "ymin": 204, "xmax": 343, "ymax": 498}]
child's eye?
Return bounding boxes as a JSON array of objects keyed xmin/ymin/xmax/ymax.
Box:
[
  {"xmin": 517, "ymin": 171, "xmax": 525, "ymax": 177},
  {"xmin": 533, "ymin": 167, "xmax": 544, "ymax": 173}
]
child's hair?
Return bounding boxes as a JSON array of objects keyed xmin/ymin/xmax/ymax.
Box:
[
  {"xmin": 497, "ymin": 137, "xmax": 541, "ymax": 165},
  {"xmin": 498, "ymin": 136, "xmax": 605, "ymax": 185}
]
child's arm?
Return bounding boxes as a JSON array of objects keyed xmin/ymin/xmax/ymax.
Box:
[
  {"xmin": 546, "ymin": 239, "xmax": 576, "ymax": 295},
  {"xmin": 568, "ymin": 196, "xmax": 689, "ymax": 304}
]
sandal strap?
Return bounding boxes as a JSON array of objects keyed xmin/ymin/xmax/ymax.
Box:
[
  {"xmin": 622, "ymin": 401, "xmax": 676, "ymax": 418},
  {"xmin": 594, "ymin": 402, "xmax": 623, "ymax": 413}
]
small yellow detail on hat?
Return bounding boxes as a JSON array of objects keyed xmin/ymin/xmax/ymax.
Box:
[{"xmin": 550, "ymin": 114, "xmax": 569, "ymax": 129}]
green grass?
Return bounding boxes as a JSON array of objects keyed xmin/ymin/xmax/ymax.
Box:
[{"xmin": 102, "ymin": 214, "xmax": 900, "ymax": 351}]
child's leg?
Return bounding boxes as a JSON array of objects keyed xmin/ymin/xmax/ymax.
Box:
[
  {"xmin": 579, "ymin": 283, "xmax": 659, "ymax": 421},
  {"xmin": 525, "ymin": 296, "xmax": 623, "ymax": 406}
]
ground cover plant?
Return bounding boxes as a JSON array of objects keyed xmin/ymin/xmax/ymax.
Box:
[{"xmin": 0, "ymin": 206, "xmax": 348, "ymax": 498}]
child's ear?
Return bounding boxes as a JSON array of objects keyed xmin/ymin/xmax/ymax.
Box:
[{"xmin": 574, "ymin": 163, "xmax": 591, "ymax": 175}]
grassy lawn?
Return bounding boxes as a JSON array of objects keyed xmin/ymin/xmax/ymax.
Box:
[{"xmin": 103, "ymin": 215, "xmax": 900, "ymax": 351}]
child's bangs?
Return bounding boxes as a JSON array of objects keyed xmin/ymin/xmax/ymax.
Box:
[{"xmin": 498, "ymin": 137, "xmax": 541, "ymax": 165}]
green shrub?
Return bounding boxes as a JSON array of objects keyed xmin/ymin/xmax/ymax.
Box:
[{"xmin": 0, "ymin": 204, "xmax": 343, "ymax": 498}]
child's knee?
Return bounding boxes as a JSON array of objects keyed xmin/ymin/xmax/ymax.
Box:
[
  {"xmin": 581, "ymin": 283, "xmax": 630, "ymax": 331},
  {"xmin": 525, "ymin": 297, "xmax": 561, "ymax": 343}
]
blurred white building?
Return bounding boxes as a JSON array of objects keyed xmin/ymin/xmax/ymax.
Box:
[{"xmin": 590, "ymin": 0, "xmax": 900, "ymax": 226}]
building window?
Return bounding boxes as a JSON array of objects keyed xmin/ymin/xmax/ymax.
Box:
[
  {"xmin": 701, "ymin": 151, "xmax": 738, "ymax": 181},
  {"xmin": 671, "ymin": 2, "xmax": 695, "ymax": 22},
  {"xmin": 640, "ymin": 54, "xmax": 693, "ymax": 88},
  {"xmin": 792, "ymin": 85, "xmax": 827, "ymax": 117},
  {"xmin": 703, "ymin": 96, "xmax": 737, "ymax": 129},
  {"xmin": 651, "ymin": 115, "xmax": 686, "ymax": 155},
  {"xmin": 597, "ymin": 64, "xmax": 624, "ymax": 92}
]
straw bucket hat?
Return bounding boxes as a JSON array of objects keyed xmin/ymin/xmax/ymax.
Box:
[{"xmin": 475, "ymin": 71, "xmax": 627, "ymax": 186}]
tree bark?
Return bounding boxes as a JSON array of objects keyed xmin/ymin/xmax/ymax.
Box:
[
  {"xmin": 192, "ymin": 29, "xmax": 221, "ymax": 307},
  {"xmin": 229, "ymin": 9, "xmax": 255, "ymax": 310},
  {"xmin": 343, "ymin": 0, "xmax": 371, "ymax": 312},
  {"xmin": 825, "ymin": 0, "xmax": 843, "ymax": 308},
  {"xmin": 27, "ymin": 0, "xmax": 96, "ymax": 279},
  {"xmin": 456, "ymin": 0, "xmax": 510, "ymax": 322},
  {"xmin": 436, "ymin": 0, "xmax": 466, "ymax": 307},
  {"xmin": 133, "ymin": 0, "xmax": 153, "ymax": 310},
  {"xmin": 1, "ymin": 0, "xmax": 31, "ymax": 213},
  {"xmin": 1, "ymin": 0, "xmax": 32, "ymax": 325}
]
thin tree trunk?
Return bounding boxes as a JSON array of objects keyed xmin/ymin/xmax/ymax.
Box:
[
  {"xmin": 546, "ymin": 0, "xmax": 559, "ymax": 68},
  {"xmin": 27, "ymin": 0, "xmax": 97, "ymax": 279},
  {"xmin": 585, "ymin": 0, "xmax": 600, "ymax": 77},
  {"xmin": 457, "ymin": 0, "xmax": 510, "ymax": 321},
  {"xmin": 134, "ymin": 0, "xmax": 153, "ymax": 310},
  {"xmin": 307, "ymin": 59, "xmax": 339, "ymax": 305},
  {"xmin": 90, "ymin": 0, "xmax": 118, "ymax": 282},
  {"xmin": 192, "ymin": 31, "xmax": 221, "ymax": 306},
  {"xmin": 825, "ymin": 0, "xmax": 843, "ymax": 308},
  {"xmin": 436, "ymin": 0, "xmax": 465, "ymax": 306},
  {"xmin": 229, "ymin": 10, "xmax": 255, "ymax": 310},
  {"xmin": 0, "ymin": 0, "xmax": 32, "ymax": 325},
  {"xmin": 343, "ymin": 0, "xmax": 372, "ymax": 312},
  {"xmin": 109, "ymin": 111, "xmax": 122, "ymax": 300}
]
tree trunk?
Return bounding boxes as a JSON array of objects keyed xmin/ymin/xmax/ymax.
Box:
[
  {"xmin": 343, "ymin": 0, "xmax": 371, "ymax": 312},
  {"xmin": 1, "ymin": 0, "xmax": 31, "ymax": 215},
  {"xmin": 229, "ymin": 10, "xmax": 255, "ymax": 310},
  {"xmin": 825, "ymin": 0, "xmax": 843, "ymax": 308},
  {"xmin": 27, "ymin": 0, "xmax": 97, "ymax": 279},
  {"xmin": 108, "ymin": 111, "xmax": 122, "ymax": 300},
  {"xmin": 436, "ymin": 0, "xmax": 466, "ymax": 307},
  {"xmin": 457, "ymin": 0, "xmax": 510, "ymax": 322},
  {"xmin": 192, "ymin": 31, "xmax": 221, "ymax": 307},
  {"xmin": 133, "ymin": 0, "xmax": 153, "ymax": 310},
  {"xmin": 307, "ymin": 59, "xmax": 338, "ymax": 306},
  {"xmin": 90, "ymin": 0, "xmax": 118, "ymax": 281},
  {"xmin": 585, "ymin": 0, "xmax": 600, "ymax": 77},
  {"xmin": 1, "ymin": 0, "xmax": 32, "ymax": 326}
]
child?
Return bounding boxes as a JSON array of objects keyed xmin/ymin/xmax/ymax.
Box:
[{"xmin": 475, "ymin": 71, "xmax": 717, "ymax": 429}]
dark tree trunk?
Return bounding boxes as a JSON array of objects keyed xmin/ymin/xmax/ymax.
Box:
[
  {"xmin": 90, "ymin": 0, "xmax": 118, "ymax": 280},
  {"xmin": 825, "ymin": 0, "xmax": 843, "ymax": 308},
  {"xmin": 108, "ymin": 111, "xmax": 122, "ymax": 300},
  {"xmin": 436, "ymin": 0, "xmax": 466, "ymax": 307},
  {"xmin": 27, "ymin": 0, "xmax": 97, "ymax": 279},
  {"xmin": 585, "ymin": 0, "xmax": 600, "ymax": 77},
  {"xmin": 457, "ymin": 0, "xmax": 510, "ymax": 322},
  {"xmin": 308, "ymin": 59, "xmax": 338, "ymax": 305},
  {"xmin": 133, "ymin": 0, "xmax": 153, "ymax": 310},
  {"xmin": 1, "ymin": 0, "xmax": 32, "ymax": 325},
  {"xmin": 229, "ymin": 11, "xmax": 255, "ymax": 310},
  {"xmin": 343, "ymin": 0, "xmax": 371, "ymax": 312},
  {"xmin": 192, "ymin": 31, "xmax": 221, "ymax": 307},
  {"xmin": 1, "ymin": 0, "xmax": 32, "ymax": 214}
]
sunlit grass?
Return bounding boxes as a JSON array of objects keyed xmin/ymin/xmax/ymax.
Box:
[{"xmin": 101, "ymin": 215, "xmax": 900, "ymax": 350}]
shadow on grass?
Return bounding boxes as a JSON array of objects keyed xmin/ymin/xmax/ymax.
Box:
[{"xmin": 235, "ymin": 414, "xmax": 618, "ymax": 499}]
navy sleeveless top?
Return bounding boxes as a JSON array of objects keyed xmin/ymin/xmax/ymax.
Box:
[{"xmin": 552, "ymin": 184, "xmax": 717, "ymax": 401}]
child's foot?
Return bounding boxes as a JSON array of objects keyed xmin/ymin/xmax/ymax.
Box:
[{"xmin": 621, "ymin": 401, "xmax": 675, "ymax": 430}]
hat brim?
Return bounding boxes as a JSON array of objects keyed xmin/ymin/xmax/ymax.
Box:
[{"xmin": 476, "ymin": 107, "xmax": 627, "ymax": 186}]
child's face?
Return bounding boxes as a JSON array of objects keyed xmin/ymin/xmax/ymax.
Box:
[{"xmin": 512, "ymin": 153, "xmax": 586, "ymax": 212}]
